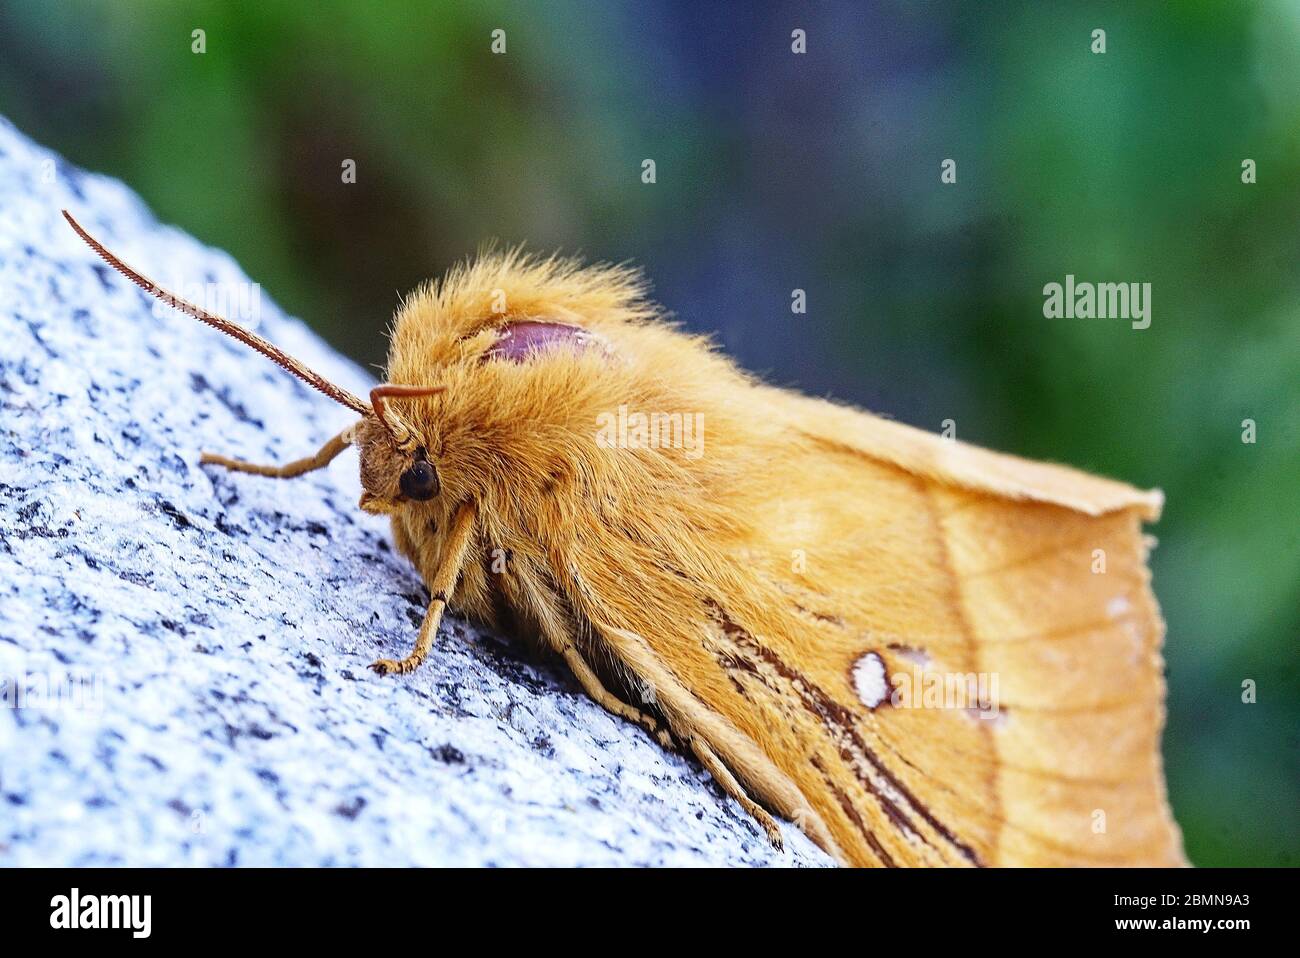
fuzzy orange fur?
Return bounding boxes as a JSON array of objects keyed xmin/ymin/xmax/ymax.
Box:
[{"xmin": 350, "ymin": 251, "xmax": 1184, "ymax": 867}]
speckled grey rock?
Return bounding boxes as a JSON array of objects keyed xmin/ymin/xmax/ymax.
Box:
[{"xmin": 0, "ymin": 117, "xmax": 830, "ymax": 867}]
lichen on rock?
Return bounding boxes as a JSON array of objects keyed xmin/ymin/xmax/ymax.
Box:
[{"xmin": 0, "ymin": 117, "xmax": 828, "ymax": 866}]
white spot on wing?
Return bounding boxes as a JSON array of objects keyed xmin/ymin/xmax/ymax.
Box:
[{"xmin": 852, "ymin": 652, "xmax": 889, "ymax": 709}]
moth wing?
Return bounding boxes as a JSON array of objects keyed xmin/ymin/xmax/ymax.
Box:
[
  {"xmin": 784, "ymin": 391, "xmax": 1165, "ymax": 521},
  {"xmin": 559, "ymin": 393, "xmax": 1183, "ymax": 867}
]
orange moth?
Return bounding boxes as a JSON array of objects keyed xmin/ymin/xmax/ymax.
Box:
[{"xmin": 64, "ymin": 210, "xmax": 1185, "ymax": 866}]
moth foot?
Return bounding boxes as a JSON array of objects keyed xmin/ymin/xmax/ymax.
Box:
[
  {"xmin": 757, "ymin": 812, "xmax": 784, "ymax": 851},
  {"xmin": 369, "ymin": 656, "xmax": 421, "ymax": 676}
]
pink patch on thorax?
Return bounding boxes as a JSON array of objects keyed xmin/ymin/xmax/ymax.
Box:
[{"xmin": 482, "ymin": 320, "xmax": 610, "ymax": 363}]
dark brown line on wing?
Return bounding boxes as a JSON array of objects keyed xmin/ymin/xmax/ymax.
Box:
[
  {"xmin": 713, "ymin": 648, "xmax": 756, "ymax": 699},
  {"xmin": 706, "ymin": 606, "xmax": 932, "ymax": 849},
  {"xmin": 811, "ymin": 755, "xmax": 897, "ymax": 867},
  {"xmin": 793, "ymin": 604, "xmax": 848, "ymax": 628},
  {"xmin": 704, "ymin": 616, "xmax": 926, "ymax": 856},
  {"xmin": 706, "ymin": 607, "xmax": 927, "ymax": 847},
  {"xmin": 713, "ymin": 605, "xmax": 985, "ymax": 867}
]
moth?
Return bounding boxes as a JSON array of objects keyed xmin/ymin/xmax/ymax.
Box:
[{"xmin": 64, "ymin": 210, "xmax": 1185, "ymax": 866}]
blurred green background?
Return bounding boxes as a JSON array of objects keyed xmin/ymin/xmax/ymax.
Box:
[{"xmin": 2, "ymin": 0, "xmax": 1295, "ymax": 866}]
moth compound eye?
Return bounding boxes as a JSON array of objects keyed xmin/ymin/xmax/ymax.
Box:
[{"xmin": 399, "ymin": 460, "xmax": 439, "ymax": 501}]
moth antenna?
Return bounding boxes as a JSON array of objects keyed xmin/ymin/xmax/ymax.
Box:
[
  {"xmin": 370, "ymin": 384, "xmax": 446, "ymax": 443},
  {"xmin": 62, "ymin": 209, "xmax": 372, "ymax": 416}
]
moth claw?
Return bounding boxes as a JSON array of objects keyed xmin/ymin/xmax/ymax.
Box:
[
  {"xmin": 369, "ymin": 658, "xmax": 401, "ymax": 676},
  {"xmin": 764, "ymin": 823, "xmax": 785, "ymax": 851}
]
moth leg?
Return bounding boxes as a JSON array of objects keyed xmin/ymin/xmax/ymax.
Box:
[
  {"xmin": 557, "ymin": 643, "xmax": 674, "ymax": 750},
  {"xmin": 200, "ymin": 426, "xmax": 353, "ymax": 479},
  {"xmin": 370, "ymin": 502, "xmax": 477, "ymax": 676},
  {"xmin": 369, "ymin": 590, "xmax": 446, "ymax": 676},
  {"xmin": 689, "ymin": 734, "xmax": 784, "ymax": 850}
]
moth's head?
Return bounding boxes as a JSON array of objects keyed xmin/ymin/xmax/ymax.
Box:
[
  {"xmin": 61, "ymin": 209, "xmax": 447, "ymax": 520},
  {"xmin": 352, "ymin": 385, "xmax": 445, "ymax": 517}
]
